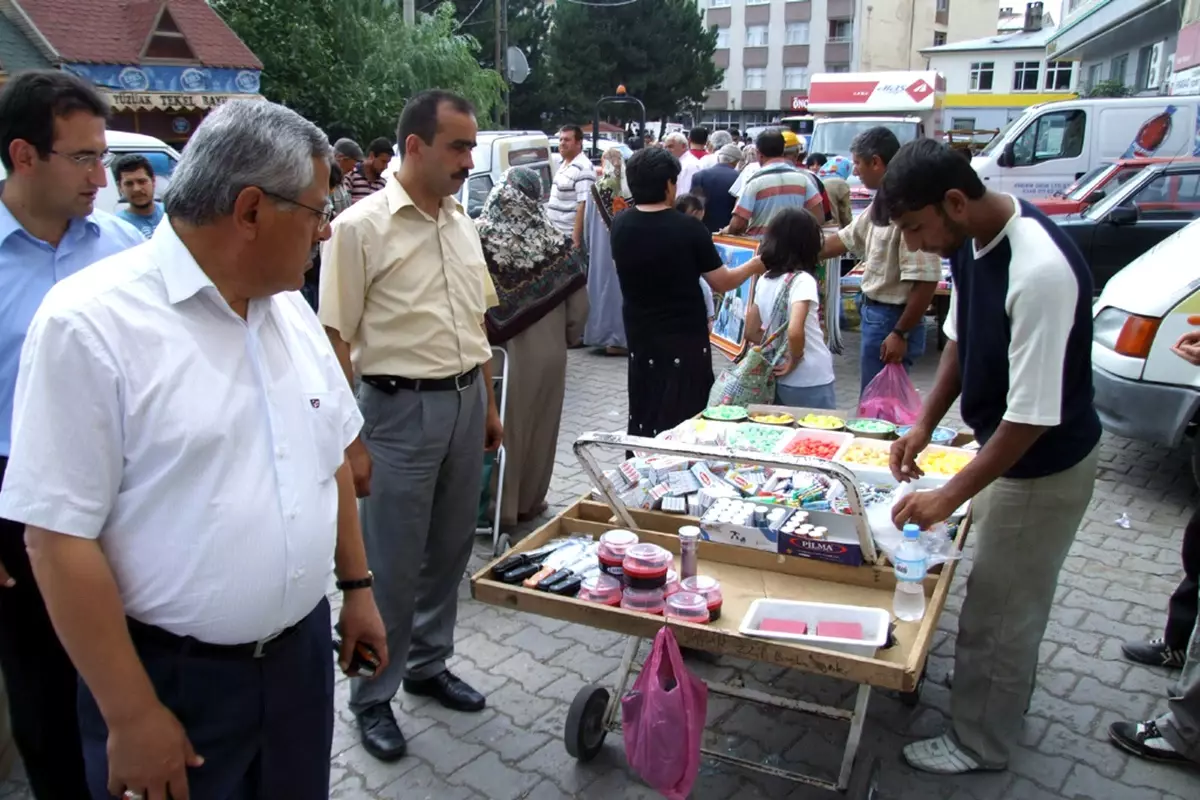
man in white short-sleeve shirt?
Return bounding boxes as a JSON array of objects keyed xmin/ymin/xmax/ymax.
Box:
[
  {"xmin": 878, "ymin": 139, "xmax": 1101, "ymax": 776},
  {"xmin": 0, "ymin": 101, "xmax": 387, "ymax": 800},
  {"xmin": 548, "ymin": 124, "xmax": 596, "ymax": 246}
]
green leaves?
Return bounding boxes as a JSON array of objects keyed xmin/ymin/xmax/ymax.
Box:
[{"xmin": 212, "ymin": 0, "xmax": 504, "ymax": 140}]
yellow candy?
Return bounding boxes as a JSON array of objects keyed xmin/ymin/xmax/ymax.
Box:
[
  {"xmin": 842, "ymin": 444, "xmax": 890, "ymax": 467},
  {"xmin": 800, "ymin": 414, "xmax": 843, "ymax": 429},
  {"xmin": 918, "ymin": 450, "xmax": 973, "ymax": 475}
]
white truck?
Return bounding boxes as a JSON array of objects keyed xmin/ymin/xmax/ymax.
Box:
[{"xmin": 805, "ymin": 71, "xmax": 944, "ymax": 164}]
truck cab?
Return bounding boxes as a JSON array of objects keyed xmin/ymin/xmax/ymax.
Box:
[{"xmin": 459, "ymin": 132, "xmax": 554, "ymax": 218}]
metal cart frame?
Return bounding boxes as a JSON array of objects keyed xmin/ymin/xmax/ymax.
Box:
[
  {"xmin": 472, "ymin": 431, "xmax": 970, "ymax": 797},
  {"xmin": 476, "ymin": 346, "xmax": 511, "ymax": 555}
]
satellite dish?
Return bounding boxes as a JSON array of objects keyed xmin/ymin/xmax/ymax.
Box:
[{"xmin": 506, "ymin": 47, "xmax": 530, "ymax": 84}]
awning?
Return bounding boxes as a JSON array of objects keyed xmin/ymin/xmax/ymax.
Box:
[
  {"xmin": 1047, "ymin": 0, "xmax": 1182, "ymax": 61},
  {"xmin": 100, "ymin": 90, "xmax": 264, "ymax": 112}
]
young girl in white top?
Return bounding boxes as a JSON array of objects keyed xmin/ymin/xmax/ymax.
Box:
[{"xmin": 743, "ymin": 207, "xmax": 837, "ymax": 409}]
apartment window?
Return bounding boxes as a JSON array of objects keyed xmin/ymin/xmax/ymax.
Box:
[
  {"xmin": 715, "ymin": 27, "xmax": 730, "ymax": 49},
  {"xmin": 1086, "ymin": 63, "xmax": 1103, "ymax": 91},
  {"xmin": 717, "ymin": 71, "xmax": 729, "ymax": 90},
  {"xmin": 950, "ymin": 117, "xmax": 976, "ymax": 130},
  {"xmin": 828, "ymin": 64, "xmax": 850, "ymax": 73},
  {"xmin": 708, "ymin": 0, "xmax": 731, "ymax": 7},
  {"xmin": 746, "ymin": 25, "xmax": 769, "ymax": 47},
  {"xmin": 783, "ymin": 67, "xmax": 809, "ymax": 88},
  {"xmin": 786, "ymin": 22, "xmax": 810, "ymax": 45},
  {"xmin": 1136, "ymin": 44, "xmax": 1162, "ymax": 90},
  {"xmin": 936, "ymin": 0, "xmax": 949, "ymax": 10},
  {"xmin": 829, "ymin": 20, "xmax": 853, "ymax": 42},
  {"xmin": 746, "ymin": 0, "xmax": 770, "ymax": 5},
  {"xmin": 933, "ymin": 31, "xmax": 947, "ymax": 47},
  {"xmin": 1110, "ymin": 53, "xmax": 1129, "ymax": 85},
  {"xmin": 969, "ymin": 61, "xmax": 995, "ymax": 91},
  {"xmin": 1013, "ymin": 61, "xmax": 1040, "ymax": 92},
  {"xmin": 744, "ymin": 67, "xmax": 766, "ymax": 89},
  {"xmin": 1045, "ymin": 60, "xmax": 1073, "ymax": 91}
]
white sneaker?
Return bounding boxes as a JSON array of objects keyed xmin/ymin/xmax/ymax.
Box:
[{"xmin": 903, "ymin": 735, "xmax": 998, "ymax": 775}]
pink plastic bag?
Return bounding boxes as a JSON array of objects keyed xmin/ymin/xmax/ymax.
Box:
[
  {"xmin": 621, "ymin": 628, "xmax": 707, "ymax": 799},
  {"xmin": 857, "ymin": 363, "xmax": 922, "ymax": 425}
]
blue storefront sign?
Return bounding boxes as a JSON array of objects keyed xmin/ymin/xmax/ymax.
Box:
[{"xmin": 64, "ymin": 63, "xmax": 261, "ymax": 95}]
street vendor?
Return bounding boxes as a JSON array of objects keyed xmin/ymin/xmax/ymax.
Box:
[
  {"xmin": 880, "ymin": 138, "xmax": 1101, "ymax": 775},
  {"xmin": 816, "ymin": 127, "xmax": 942, "ymax": 393}
]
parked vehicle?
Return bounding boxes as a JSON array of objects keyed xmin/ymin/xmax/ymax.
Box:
[
  {"xmin": 973, "ymin": 96, "xmax": 1200, "ymax": 199},
  {"xmin": 806, "ymin": 71, "xmax": 944, "ymax": 165},
  {"xmin": 461, "ymin": 132, "xmax": 554, "ymax": 217},
  {"xmin": 1091, "ymin": 217, "xmax": 1200, "ymax": 483},
  {"xmin": 1053, "ymin": 160, "xmax": 1200, "ymax": 292},
  {"xmin": 1031, "ymin": 157, "xmax": 1191, "ymax": 216}
]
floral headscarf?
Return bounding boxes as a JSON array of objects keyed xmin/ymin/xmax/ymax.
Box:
[
  {"xmin": 475, "ymin": 167, "xmax": 586, "ymax": 344},
  {"xmin": 818, "ymin": 154, "xmax": 853, "ymax": 180},
  {"xmin": 592, "ymin": 147, "xmax": 631, "ymax": 229},
  {"xmin": 476, "ymin": 167, "xmax": 565, "ymax": 271}
]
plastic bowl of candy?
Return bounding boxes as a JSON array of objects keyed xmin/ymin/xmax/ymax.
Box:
[
  {"xmin": 577, "ymin": 574, "xmax": 623, "ymax": 606},
  {"xmin": 896, "ymin": 425, "xmax": 958, "ymax": 445},
  {"xmin": 748, "ymin": 411, "xmax": 795, "ymax": 426},
  {"xmin": 597, "ymin": 529, "xmax": 639, "ymax": 578},
  {"xmin": 702, "ymin": 405, "xmax": 749, "ymax": 421},
  {"xmin": 622, "ymin": 543, "xmax": 673, "ymax": 589},
  {"xmin": 680, "ymin": 575, "xmax": 723, "ymax": 621},
  {"xmin": 845, "ymin": 418, "xmax": 896, "ymax": 440},
  {"xmin": 665, "ymin": 591, "xmax": 711, "ymax": 624},
  {"xmin": 621, "ymin": 587, "xmax": 666, "ymax": 615},
  {"xmin": 797, "ymin": 413, "xmax": 846, "ymax": 431}
]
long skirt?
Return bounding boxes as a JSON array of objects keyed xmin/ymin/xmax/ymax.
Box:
[
  {"xmin": 626, "ymin": 335, "xmax": 714, "ymax": 439},
  {"xmin": 492, "ymin": 303, "xmax": 569, "ymax": 527}
]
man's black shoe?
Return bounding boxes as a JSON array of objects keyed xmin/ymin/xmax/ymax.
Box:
[
  {"xmin": 1121, "ymin": 638, "xmax": 1186, "ymax": 670},
  {"xmin": 403, "ymin": 670, "xmax": 486, "ymax": 712},
  {"xmin": 357, "ymin": 702, "xmax": 407, "ymax": 762},
  {"xmin": 1108, "ymin": 720, "xmax": 1192, "ymax": 765}
]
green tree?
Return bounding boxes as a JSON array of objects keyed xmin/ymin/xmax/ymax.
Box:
[
  {"xmin": 1084, "ymin": 79, "xmax": 1133, "ymax": 98},
  {"xmin": 545, "ymin": 0, "xmax": 721, "ymax": 129},
  {"xmin": 212, "ymin": 0, "xmax": 504, "ymax": 140}
]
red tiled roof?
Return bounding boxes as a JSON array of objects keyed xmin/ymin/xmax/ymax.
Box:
[{"xmin": 16, "ymin": 0, "xmax": 262, "ymax": 69}]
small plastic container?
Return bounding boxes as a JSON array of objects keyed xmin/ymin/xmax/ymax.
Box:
[
  {"xmin": 621, "ymin": 543, "xmax": 673, "ymax": 589},
  {"xmin": 597, "ymin": 529, "xmax": 639, "ymax": 578},
  {"xmin": 577, "ymin": 574, "xmax": 622, "ymax": 606},
  {"xmin": 681, "ymin": 575, "xmax": 723, "ymax": 621},
  {"xmin": 665, "ymin": 591, "xmax": 711, "ymax": 624},
  {"xmin": 663, "ymin": 569, "xmax": 681, "ymax": 597},
  {"xmin": 620, "ymin": 587, "xmax": 666, "ymax": 615}
]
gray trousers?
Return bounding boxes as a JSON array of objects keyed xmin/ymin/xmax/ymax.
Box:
[
  {"xmin": 1158, "ymin": 592, "xmax": 1200, "ymax": 762},
  {"xmin": 349, "ymin": 379, "xmax": 485, "ymax": 714},
  {"xmin": 951, "ymin": 444, "xmax": 1099, "ymax": 767}
]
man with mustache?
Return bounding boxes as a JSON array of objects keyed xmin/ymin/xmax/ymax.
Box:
[
  {"xmin": 112, "ymin": 154, "xmax": 164, "ymax": 239},
  {"xmin": 319, "ymin": 89, "xmax": 504, "ymax": 763}
]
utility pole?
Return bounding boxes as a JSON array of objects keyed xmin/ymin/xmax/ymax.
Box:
[
  {"xmin": 494, "ymin": 0, "xmax": 504, "ymax": 128},
  {"xmin": 500, "ymin": 0, "xmax": 510, "ymax": 129},
  {"xmin": 403, "ymin": 0, "xmax": 414, "ymax": 25}
]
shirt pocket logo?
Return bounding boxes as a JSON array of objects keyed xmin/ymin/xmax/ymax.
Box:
[{"xmin": 310, "ymin": 398, "xmax": 321, "ymax": 409}]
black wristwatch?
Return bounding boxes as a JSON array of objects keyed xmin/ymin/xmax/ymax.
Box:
[
  {"xmin": 336, "ymin": 571, "xmax": 374, "ymax": 591},
  {"xmin": 891, "ymin": 328, "xmax": 910, "ymax": 341}
]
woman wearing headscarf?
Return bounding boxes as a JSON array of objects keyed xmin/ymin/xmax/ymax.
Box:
[
  {"xmin": 582, "ymin": 147, "xmax": 631, "ymax": 354},
  {"xmin": 477, "ymin": 167, "xmax": 586, "ymax": 526}
]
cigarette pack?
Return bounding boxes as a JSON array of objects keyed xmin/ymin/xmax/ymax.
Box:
[
  {"xmin": 618, "ymin": 483, "xmax": 650, "ymax": 511},
  {"xmin": 617, "ymin": 460, "xmax": 642, "ymax": 488},
  {"xmin": 647, "ymin": 456, "xmax": 690, "ymax": 483},
  {"xmin": 667, "ymin": 470, "xmax": 701, "ymax": 497},
  {"xmin": 648, "ymin": 482, "xmax": 671, "ymax": 507},
  {"xmin": 724, "ymin": 470, "xmax": 756, "ymax": 495},
  {"xmin": 661, "ymin": 496, "xmax": 688, "ymax": 514},
  {"xmin": 686, "ymin": 494, "xmax": 702, "ymax": 517}
]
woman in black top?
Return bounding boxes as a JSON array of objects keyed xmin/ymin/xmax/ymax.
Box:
[{"xmin": 610, "ymin": 147, "xmax": 764, "ymax": 438}]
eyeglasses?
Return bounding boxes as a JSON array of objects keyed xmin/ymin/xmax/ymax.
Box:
[
  {"xmin": 260, "ymin": 189, "xmax": 334, "ymax": 231},
  {"xmin": 49, "ymin": 149, "xmax": 110, "ymax": 170}
]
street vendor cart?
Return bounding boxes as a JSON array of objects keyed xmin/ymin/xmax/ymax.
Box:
[{"xmin": 470, "ymin": 406, "xmax": 972, "ymax": 797}]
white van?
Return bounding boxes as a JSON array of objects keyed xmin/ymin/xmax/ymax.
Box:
[
  {"xmin": 1091, "ymin": 217, "xmax": 1200, "ymax": 479},
  {"xmin": 0, "ymin": 130, "xmax": 181, "ymax": 214},
  {"xmin": 973, "ymin": 96, "xmax": 1200, "ymax": 199}
]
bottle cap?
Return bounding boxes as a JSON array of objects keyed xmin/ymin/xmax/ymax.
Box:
[
  {"xmin": 902, "ymin": 523, "xmax": 921, "ymax": 538},
  {"xmin": 678, "ymin": 525, "xmax": 701, "ymax": 541}
]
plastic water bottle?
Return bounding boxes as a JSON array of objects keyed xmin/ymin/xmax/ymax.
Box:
[{"xmin": 893, "ymin": 524, "xmax": 927, "ymax": 622}]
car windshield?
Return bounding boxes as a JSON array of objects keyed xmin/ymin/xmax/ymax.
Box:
[
  {"xmin": 978, "ymin": 116, "xmax": 1024, "ymax": 157},
  {"xmin": 1063, "ymin": 164, "xmax": 1113, "ymax": 200},
  {"xmin": 809, "ymin": 120, "xmax": 919, "ymax": 160},
  {"xmin": 1083, "ymin": 166, "xmax": 1155, "ymax": 220}
]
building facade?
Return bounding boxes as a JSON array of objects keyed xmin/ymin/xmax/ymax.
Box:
[
  {"xmin": 923, "ymin": 5, "xmax": 1077, "ymax": 131},
  {"xmin": 0, "ymin": 0, "xmax": 262, "ymax": 145},
  {"xmin": 1172, "ymin": 0, "xmax": 1200, "ymax": 94},
  {"xmin": 698, "ymin": 0, "xmax": 997, "ymax": 127},
  {"xmin": 1047, "ymin": 0, "xmax": 1181, "ymax": 95}
]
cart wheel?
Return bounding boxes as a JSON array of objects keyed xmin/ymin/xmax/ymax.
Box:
[
  {"xmin": 493, "ymin": 533, "xmax": 512, "ymax": 557},
  {"xmin": 564, "ymin": 685, "xmax": 610, "ymax": 762},
  {"xmin": 899, "ymin": 674, "xmax": 925, "ymax": 708},
  {"xmin": 849, "ymin": 755, "xmax": 882, "ymax": 800}
]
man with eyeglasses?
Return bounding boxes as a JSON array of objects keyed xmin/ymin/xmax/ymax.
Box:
[
  {"xmin": 0, "ymin": 69, "xmax": 142, "ymax": 799},
  {"xmin": 0, "ymin": 97, "xmax": 385, "ymax": 799}
]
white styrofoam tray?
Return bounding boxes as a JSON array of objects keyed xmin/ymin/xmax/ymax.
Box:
[
  {"xmin": 738, "ymin": 598, "xmax": 891, "ymax": 658},
  {"xmin": 772, "ymin": 429, "xmax": 854, "ymax": 461},
  {"xmin": 835, "ymin": 437, "xmax": 965, "ymax": 490}
]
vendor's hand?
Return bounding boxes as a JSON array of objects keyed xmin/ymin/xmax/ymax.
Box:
[
  {"xmin": 337, "ymin": 589, "xmax": 390, "ymax": 677},
  {"xmin": 347, "ymin": 437, "xmax": 373, "ymax": 498},
  {"xmin": 889, "ymin": 427, "xmax": 931, "ymax": 483},
  {"xmin": 892, "ymin": 487, "xmax": 958, "ymax": 530},
  {"xmin": 772, "ymin": 354, "xmax": 794, "ymax": 377},
  {"xmin": 880, "ymin": 332, "xmax": 907, "ymax": 364},
  {"xmin": 484, "ymin": 405, "xmax": 504, "ymax": 452},
  {"xmin": 1172, "ymin": 321, "xmax": 1200, "ymax": 365}
]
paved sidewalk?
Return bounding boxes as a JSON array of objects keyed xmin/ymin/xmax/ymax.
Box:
[{"xmin": 2, "ymin": 330, "xmax": 1197, "ymax": 799}]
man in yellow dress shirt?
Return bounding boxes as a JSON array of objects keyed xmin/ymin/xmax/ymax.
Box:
[{"xmin": 319, "ymin": 89, "xmax": 504, "ymax": 763}]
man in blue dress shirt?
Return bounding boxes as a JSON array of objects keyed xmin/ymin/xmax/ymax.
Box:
[{"xmin": 0, "ymin": 70, "xmax": 141, "ymax": 798}]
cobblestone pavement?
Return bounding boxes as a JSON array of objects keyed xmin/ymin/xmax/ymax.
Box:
[{"xmin": 3, "ymin": 329, "xmax": 1199, "ymax": 799}]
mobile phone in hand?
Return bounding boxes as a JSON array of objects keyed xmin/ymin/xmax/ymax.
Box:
[{"xmin": 331, "ymin": 629, "xmax": 381, "ymax": 677}]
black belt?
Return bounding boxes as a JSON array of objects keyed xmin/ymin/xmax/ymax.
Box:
[
  {"xmin": 127, "ymin": 616, "xmax": 303, "ymax": 660},
  {"xmin": 862, "ymin": 296, "xmax": 906, "ymax": 308},
  {"xmin": 362, "ymin": 367, "xmax": 479, "ymax": 394}
]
